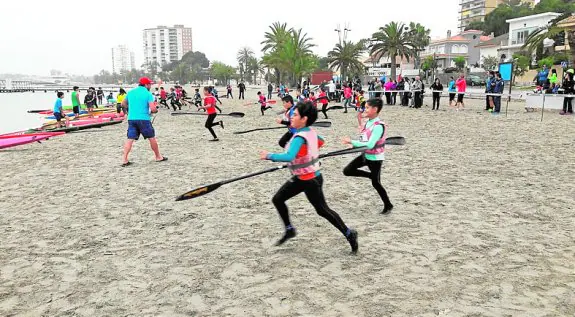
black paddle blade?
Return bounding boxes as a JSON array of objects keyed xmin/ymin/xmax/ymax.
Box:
[
  {"xmin": 176, "ymin": 183, "xmax": 222, "ymax": 201},
  {"xmin": 385, "ymin": 136, "xmax": 406, "ymax": 145},
  {"xmin": 228, "ymin": 112, "xmax": 245, "ymax": 118},
  {"xmin": 327, "ymin": 106, "xmax": 344, "ymax": 110},
  {"xmin": 312, "ymin": 121, "xmax": 332, "ymax": 128}
]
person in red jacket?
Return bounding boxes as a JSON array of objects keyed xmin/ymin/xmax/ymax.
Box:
[
  {"xmin": 318, "ymin": 88, "xmax": 329, "ymax": 119},
  {"xmin": 199, "ymin": 86, "xmax": 224, "ymax": 141},
  {"xmin": 455, "ymin": 74, "xmax": 467, "ymax": 110}
]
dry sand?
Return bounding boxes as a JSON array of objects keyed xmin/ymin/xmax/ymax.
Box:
[{"xmin": 1, "ymin": 88, "xmax": 574, "ymax": 316}]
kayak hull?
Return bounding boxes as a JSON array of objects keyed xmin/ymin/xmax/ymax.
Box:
[{"xmin": 0, "ymin": 132, "xmax": 65, "ymax": 149}]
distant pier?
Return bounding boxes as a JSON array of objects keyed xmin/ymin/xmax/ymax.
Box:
[{"xmin": 0, "ymin": 79, "xmax": 134, "ymax": 93}]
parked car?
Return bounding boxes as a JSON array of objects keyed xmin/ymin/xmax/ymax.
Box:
[{"xmin": 466, "ymin": 75, "xmax": 484, "ymax": 87}]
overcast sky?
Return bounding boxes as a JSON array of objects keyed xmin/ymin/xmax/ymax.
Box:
[{"xmin": 1, "ymin": 0, "xmax": 460, "ymax": 76}]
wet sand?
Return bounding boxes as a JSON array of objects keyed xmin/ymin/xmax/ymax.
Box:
[{"xmin": 1, "ymin": 88, "xmax": 574, "ymax": 316}]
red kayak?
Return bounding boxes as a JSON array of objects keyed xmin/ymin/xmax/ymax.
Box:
[
  {"xmin": 0, "ymin": 132, "xmax": 65, "ymax": 149},
  {"xmin": 66, "ymin": 117, "xmax": 124, "ymax": 127}
]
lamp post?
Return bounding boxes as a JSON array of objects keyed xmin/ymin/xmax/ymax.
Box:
[
  {"xmin": 335, "ymin": 23, "xmax": 351, "ymax": 82},
  {"xmin": 334, "ymin": 23, "xmax": 351, "ymax": 45}
]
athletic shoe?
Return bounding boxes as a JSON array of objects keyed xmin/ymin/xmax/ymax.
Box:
[
  {"xmin": 382, "ymin": 203, "xmax": 394, "ymax": 214},
  {"xmin": 346, "ymin": 229, "xmax": 358, "ymax": 254},
  {"xmin": 275, "ymin": 228, "xmax": 297, "ymax": 246}
]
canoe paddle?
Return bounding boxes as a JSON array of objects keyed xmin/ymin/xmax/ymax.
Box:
[
  {"xmin": 171, "ymin": 112, "xmax": 245, "ymax": 118},
  {"xmin": 175, "ymin": 136, "xmax": 405, "ymax": 201},
  {"xmin": 233, "ymin": 121, "xmax": 332, "ymax": 135},
  {"xmin": 243, "ymin": 100, "xmax": 277, "ymax": 106}
]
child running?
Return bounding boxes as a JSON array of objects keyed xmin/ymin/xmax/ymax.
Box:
[
  {"xmin": 159, "ymin": 87, "xmax": 168, "ymax": 109},
  {"xmin": 342, "ymin": 98, "xmax": 393, "ymax": 214},
  {"xmin": 193, "ymin": 88, "xmax": 202, "ymax": 110},
  {"xmin": 276, "ymin": 95, "xmax": 297, "ymax": 148},
  {"xmin": 318, "ymin": 88, "xmax": 329, "ymax": 119},
  {"xmin": 259, "ymin": 101, "xmax": 358, "ymax": 254},
  {"xmin": 257, "ymin": 91, "xmax": 272, "ymax": 115},
  {"xmin": 308, "ymin": 91, "xmax": 317, "ymax": 105},
  {"xmin": 200, "ymin": 86, "xmax": 224, "ymax": 141}
]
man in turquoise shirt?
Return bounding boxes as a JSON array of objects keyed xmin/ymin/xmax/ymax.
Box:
[
  {"xmin": 342, "ymin": 98, "xmax": 393, "ymax": 214},
  {"xmin": 121, "ymin": 77, "xmax": 167, "ymax": 166}
]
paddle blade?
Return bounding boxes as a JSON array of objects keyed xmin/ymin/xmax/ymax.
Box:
[
  {"xmin": 268, "ymin": 100, "xmax": 277, "ymax": 104},
  {"xmin": 312, "ymin": 121, "xmax": 332, "ymax": 128},
  {"xmin": 228, "ymin": 112, "xmax": 245, "ymax": 118},
  {"xmin": 385, "ymin": 136, "xmax": 406, "ymax": 145},
  {"xmin": 176, "ymin": 183, "xmax": 222, "ymax": 201},
  {"xmin": 328, "ymin": 106, "xmax": 344, "ymax": 110}
]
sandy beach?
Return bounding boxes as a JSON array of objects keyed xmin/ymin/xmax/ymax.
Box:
[{"xmin": 1, "ymin": 88, "xmax": 574, "ymax": 316}]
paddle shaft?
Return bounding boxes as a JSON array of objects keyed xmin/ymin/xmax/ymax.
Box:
[
  {"xmin": 176, "ymin": 145, "xmax": 385, "ymax": 201},
  {"xmin": 172, "ymin": 112, "xmax": 244, "ymax": 117},
  {"xmin": 234, "ymin": 121, "xmax": 331, "ymax": 134}
]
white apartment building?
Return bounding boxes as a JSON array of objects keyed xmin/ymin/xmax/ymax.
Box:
[
  {"xmin": 499, "ymin": 12, "xmax": 562, "ymax": 60},
  {"xmin": 143, "ymin": 25, "xmax": 193, "ymax": 69},
  {"xmin": 111, "ymin": 45, "xmax": 136, "ymax": 73}
]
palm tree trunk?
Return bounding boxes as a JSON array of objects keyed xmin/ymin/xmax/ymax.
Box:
[
  {"xmin": 390, "ymin": 54, "xmax": 397, "ymax": 81},
  {"xmin": 275, "ymin": 68, "xmax": 281, "ymax": 85}
]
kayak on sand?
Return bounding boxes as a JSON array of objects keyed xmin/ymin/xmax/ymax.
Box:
[{"xmin": 0, "ymin": 132, "xmax": 65, "ymax": 150}]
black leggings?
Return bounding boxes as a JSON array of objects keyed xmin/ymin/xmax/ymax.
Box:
[
  {"xmin": 170, "ymin": 99, "xmax": 181, "ymax": 111},
  {"xmin": 261, "ymin": 106, "xmax": 271, "ymax": 116},
  {"xmin": 343, "ymin": 155, "xmax": 391, "ymax": 207},
  {"xmin": 272, "ymin": 174, "xmax": 349, "ymax": 236},
  {"xmin": 563, "ymin": 97, "xmax": 573, "ymax": 113},
  {"xmin": 239, "ymin": 91, "xmax": 245, "ymax": 99},
  {"xmin": 205, "ymin": 113, "xmax": 220, "ymax": 138},
  {"xmin": 278, "ymin": 131, "xmax": 294, "ymax": 148},
  {"xmin": 432, "ymin": 94, "xmax": 440, "ymax": 109},
  {"xmin": 321, "ymin": 103, "xmax": 328, "ymax": 119}
]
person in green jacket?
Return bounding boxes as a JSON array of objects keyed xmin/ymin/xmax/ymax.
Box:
[
  {"xmin": 71, "ymin": 86, "xmax": 81, "ymax": 119},
  {"xmin": 548, "ymin": 69, "xmax": 558, "ymax": 88}
]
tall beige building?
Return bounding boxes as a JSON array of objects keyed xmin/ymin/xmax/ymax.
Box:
[
  {"xmin": 143, "ymin": 25, "xmax": 193, "ymax": 68},
  {"xmin": 458, "ymin": 0, "xmax": 536, "ymax": 31}
]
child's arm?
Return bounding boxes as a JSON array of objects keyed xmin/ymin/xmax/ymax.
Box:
[{"xmin": 266, "ymin": 137, "xmax": 305, "ymax": 162}]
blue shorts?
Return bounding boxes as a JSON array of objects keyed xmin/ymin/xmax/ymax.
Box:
[
  {"xmin": 127, "ymin": 120, "xmax": 155, "ymax": 140},
  {"xmin": 54, "ymin": 112, "xmax": 64, "ymax": 121}
]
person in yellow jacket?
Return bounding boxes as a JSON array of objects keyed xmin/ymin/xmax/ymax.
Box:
[{"xmin": 116, "ymin": 88, "xmax": 127, "ymax": 117}]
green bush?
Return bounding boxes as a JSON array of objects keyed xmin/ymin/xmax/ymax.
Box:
[{"xmin": 537, "ymin": 57, "xmax": 555, "ymax": 68}]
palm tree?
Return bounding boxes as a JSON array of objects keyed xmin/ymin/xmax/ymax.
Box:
[
  {"xmin": 523, "ymin": 13, "xmax": 574, "ymax": 63},
  {"xmin": 237, "ymin": 47, "xmax": 254, "ymax": 81},
  {"xmin": 407, "ymin": 22, "xmax": 431, "ymax": 69},
  {"xmin": 261, "ymin": 22, "xmax": 293, "ymax": 84},
  {"xmin": 247, "ymin": 57, "xmax": 264, "ymax": 84},
  {"xmin": 369, "ymin": 21, "xmax": 415, "ymax": 81},
  {"xmin": 327, "ymin": 40, "xmax": 366, "ymax": 83},
  {"xmin": 283, "ymin": 28, "xmax": 316, "ymax": 85},
  {"xmin": 261, "ymin": 22, "xmax": 292, "ymax": 53}
]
